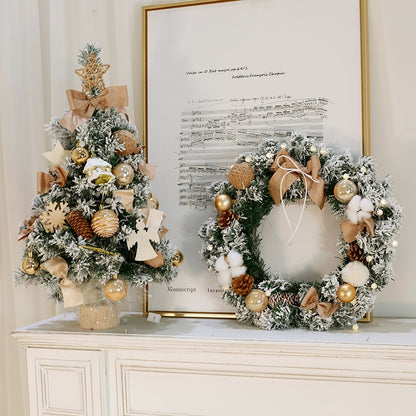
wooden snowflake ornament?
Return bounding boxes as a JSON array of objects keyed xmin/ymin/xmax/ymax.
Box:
[{"xmin": 39, "ymin": 201, "xmax": 70, "ymax": 233}]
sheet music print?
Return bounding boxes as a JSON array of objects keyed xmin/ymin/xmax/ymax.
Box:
[{"xmin": 178, "ymin": 95, "xmax": 329, "ymax": 208}]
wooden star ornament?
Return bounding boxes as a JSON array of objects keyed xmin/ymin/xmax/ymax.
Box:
[
  {"xmin": 42, "ymin": 141, "xmax": 71, "ymax": 168},
  {"xmin": 75, "ymin": 52, "xmax": 110, "ymax": 93}
]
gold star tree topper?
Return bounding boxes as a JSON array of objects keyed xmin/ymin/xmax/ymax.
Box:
[{"xmin": 75, "ymin": 52, "xmax": 110, "ymax": 93}]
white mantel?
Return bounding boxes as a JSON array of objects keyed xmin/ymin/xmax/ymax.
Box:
[{"xmin": 12, "ymin": 314, "xmax": 416, "ymax": 416}]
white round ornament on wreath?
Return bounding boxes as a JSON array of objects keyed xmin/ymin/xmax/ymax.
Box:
[{"xmin": 341, "ymin": 261, "xmax": 370, "ymax": 287}]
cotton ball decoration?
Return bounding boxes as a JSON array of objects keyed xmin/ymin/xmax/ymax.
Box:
[
  {"xmin": 215, "ymin": 255, "xmax": 229, "ymax": 272},
  {"xmin": 226, "ymin": 250, "xmax": 244, "ymax": 267},
  {"xmin": 217, "ymin": 270, "xmax": 232, "ymax": 287},
  {"xmin": 230, "ymin": 265, "xmax": 247, "ymax": 278},
  {"xmin": 341, "ymin": 261, "xmax": 370, "ymax": 287},
  {"xmin": 346, "ymin": 195, "xmax": 373, "ymax": 225}
]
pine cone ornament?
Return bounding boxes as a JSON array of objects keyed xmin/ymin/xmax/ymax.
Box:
[
  {"xmin": 67, "ymin": 210, "xmax": 94, "ymax": 241},
  {"xmin": 227, "ymin": 163, "xmax": 255, "ymax": 190},
  {"xmin": 268, "ymin": 292, "xmax": 299, "ymax": 308},
  {"xmin": 232, "ymin": 274, "xmax": 254, "ymax": 295},
  {"xmin": 348, "ymin": 242, "xmax": 364, "ymax": 261},
  {"xmin": 218, "ymin": 210, "xmax": 239, "ymax": 229},
  {"xmin": 113, "ymin": 130, "xmax": 141, "ymax": 156}
]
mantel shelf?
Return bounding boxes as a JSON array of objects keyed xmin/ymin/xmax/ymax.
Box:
[{"xmin": 12, "ymin": 313, "xmax": 416, "ymax": 350}]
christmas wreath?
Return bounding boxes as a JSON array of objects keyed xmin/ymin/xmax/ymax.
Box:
[{"xmin": 199, "ymin": 135, "xmax": 402, "ymax": 331}]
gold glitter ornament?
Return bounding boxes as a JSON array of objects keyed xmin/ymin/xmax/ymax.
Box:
[
  {"xmin": 22, "ymin": 250, "xmax": 39, "ymax": 275},
  {"xmin": 245, "ymin": 289, "xmax": 268, "ymax": 312},
  {"xmin": 91, "ymin": 209, "xmax": 119, "ymax": 238},
  {"xmin": 104, "ymin": 275, "xmax": 128, "ymax": 301},
  {"xmin": 227, "ymin": 163, "xmax": 255, "ymax": 190},
  {"xmin": 71, "ymin": 146, "xmax": 89, "ymax": 165},
  {"xmin": 337, "ymin": 283, "xmax": 356, "ymax": 303},
  {"xmin": 148, "ymin": 193, "xmax": 159, "ymax": 209},
  {"xmin": 172, "ymin": 250, "xmax": 184, "ymax": 266},
  {"xmin": 333, "ymin": 179, "xmax": 358, "ymax": 204},
  {"xmin": 113, "ymin": 163, "xmax": 134, "ymax": 186},
  {"xmin": 214, "ymin": 194, "xmax": 233, "ymax": 212}
]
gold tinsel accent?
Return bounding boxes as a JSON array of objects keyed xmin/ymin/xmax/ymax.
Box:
[
  {"xmin": 218, "ymin": 209, "xmax": 238, "ymax": 229},
  {"xmin": 232, "ymin": 274, "xmax": 254, "ymax": 296},
  {"xmin": 75, "ymin": 52, "xmax": 110, "ymax": 93}
]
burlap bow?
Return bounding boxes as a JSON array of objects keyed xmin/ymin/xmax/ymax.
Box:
[
  {"xmin": 300, "ymin": 287, "xmax": 340, "ymax": 318},
  {"xmin": 114, "ymin": 189, "xmax": 134, "ymax": 213},
  {"xmin": 40, "ymin": 256, "xmax": 84, "ymax": 307},
  {"xmin": 60, "ymin": 86, "xmax": 129, "ymax": 132},
  {"xmin": 17, "ymin": 216, "xmax": 37, "ymax": 241},
  {"xmin": 340, "ymin": 217, "xmax": 375, "ymax": 243},
  {"xmin": 269, "ymin": 149, "xmax": 325, "ymax": 208},
  {"xmin": 37, "ymin": 166, "xmax": 68, "ymax": 194}
]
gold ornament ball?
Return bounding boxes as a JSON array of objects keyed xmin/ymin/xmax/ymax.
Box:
[
  {"xmin": 71, "ymin": 146, "xmax": 90, "ymax": 165},
  {"xmin": 245, "ymin": 289, "xmax": 269, "ymax": 312},
  {"xmin": 172, "ymin": 250, "xmax": 184, "ymax": 266},
  {"xmin": 22, "ymin": 253, "xmax": 39, "ymax": 275},
  {"xmin": 214, "ymin": 194, "xmax": 233, "ymax": 212},
  {"xmin": 91, "ymin": 209, "xmax": 119, "ymax": 238},
  {"xmin": 337, "ymin": 283, "xmax": 356, "ymax": 303},
  {"xmin": 333, "ymin": 179, "xmax": 358, "ymax": 204},
  {"xmin": 227, "ymin": 163, "xmax": 255, "ymax": 190},
  {"xmin": 113, "ymin": 163, "xmax": 135, "ymax": 186},
  {"xmin": 104, "ymin": 277, "xmax": 128, "ymax": 301}
]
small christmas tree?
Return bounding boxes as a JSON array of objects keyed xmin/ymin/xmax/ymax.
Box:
[{"xmin": 15, "ymin": 44, "xmax": 180, "ymax": 311}]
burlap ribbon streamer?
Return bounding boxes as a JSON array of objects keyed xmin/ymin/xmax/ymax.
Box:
[
  {"xmin": 340, "ymin": 217, "xmax": 375, "ymax": 243},
  {"xmin": 269, "ymin": 149, "xmax": 325, "ymax": 208},
  {"xmin": 17, "ymin": 216, "xmax": 37, "ymax": 241},
  {"xmin": 40, "ymin": 256, "xmax": 84, "ymax": 308},
  {"xmin": 37, "ymin": 166, "xmax": 68, "ymax": 194},
  {"xmin": 60, "ymin": 86, "xmax": 129, "ymax": 132},
  {"xmin": 300, "ymin": 287, "xmax": 340, "ymax": 318},
  {"xmin": 114, "ymin": 189, "xmax": 134, "ymax": 213},
  {"xmin": 139, "ymin": 163, "xmax": 157, "ymax": 180}
]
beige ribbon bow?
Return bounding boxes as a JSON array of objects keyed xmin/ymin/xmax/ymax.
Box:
[
  {"xmin": 138, "ymin": 163, "xmax": 157, "ymax": 180},
  {"xmin": 340, "ymin": 217, "xmax": 375, "ymax": 243},
  {"xmin": 269, "ymin": 149, "xmax": 325, "ymax": 209},
  {"xmin": 300, "ymin": 287, "xmax": 340, "ymax": 318},
  {"xmin": 114, "ymin": 189, "xmax": 134, "ymax": 213},
  {"xmin": 40, "ymin": 256, "xmax": 84, "ymax": 308},
  {"xmin": 37, "ymin": 166, "xmax": 68, "ymax": 194},
  {"xmin": 60, "ymin": 86, "xmax": 129, "ymax": 132}
]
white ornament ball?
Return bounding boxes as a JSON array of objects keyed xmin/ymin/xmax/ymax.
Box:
[
  {"xmin": 341, "ymin": 261, "xmax": 370, "ymax": 287},
  {"xmin": 376, "ymin": 209, "xmax": 383, "ymax": 216},
  {"xmin": 360, "ymin": 197, "xmax": 374, "ymax": 212},
  {"xmin": 215, "ymin": 256, "xmax": 229, "ymax": 272},
  {"xmin": 216, "ymin": 270, "xmax": 232, "ymax": 286},
  {"xmin": 348, "ymin": 195, "xmax": 362, "ymax": 212},
  {"xmin": 360, "ymin": 166, "xmax": 367, "ymax": 173},
  {"xmin": 226, "ymin": 250, "xmax": 244, "ymax": 267},
  {"xmin": 230, "ymin": 265, "xmax": 247, "ymax": 278}
]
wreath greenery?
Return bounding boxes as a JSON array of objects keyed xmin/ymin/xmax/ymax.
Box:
[{"xmin": 199, "ymin": 135, "xmax": 402, "ymax": 331}]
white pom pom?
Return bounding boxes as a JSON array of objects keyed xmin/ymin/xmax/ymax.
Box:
[
  {"xmin": 341, "ymin": 261, "xmax": 370, "ymax": 287},
  {"xmin": 216, "ymin": 270, "xmax": 232, "ymax": 286},
  {"xmin": 348, "ymin": 195, "xmax": 361, "ymax": 212},
  {"xmin": 360, "ymin": 197, "xmax": 374, "ymax": 213},
  {"xmin": 226, "ymin": 250, "xmax": 244, "ymax": 267},
  {"xmin": 230, "ymin": 265, "xmax": 247, "ymax": 278},
  {"xmin": 215, "ymin": 256, "xmax": 229, "ymax": 272},
  {"xmin": 357, "ymin": 210, "xmax": 371, "ymax": 222},
  {"xmin": 346, "ymin": 209, "xmax": 358, "ymax": 224}
]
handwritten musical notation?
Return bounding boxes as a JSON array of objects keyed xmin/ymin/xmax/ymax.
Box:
[{"xmin": 178, "ymin": 95, "xmax": 329, "ymax": 208}]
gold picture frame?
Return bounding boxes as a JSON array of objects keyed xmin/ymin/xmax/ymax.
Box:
[{"xmin": 142, "ymin": 0, "xmax": 371, "ymax": 321}]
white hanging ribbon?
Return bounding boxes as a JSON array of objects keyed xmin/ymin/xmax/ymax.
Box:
[{"xmin": 275, "ymin": 154, "xmax": 321, "ymax": 245}]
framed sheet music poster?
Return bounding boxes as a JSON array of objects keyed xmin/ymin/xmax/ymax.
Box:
[{"xmin": 143, "ymin": 0, "xmax": 370, "ymax": 317}]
